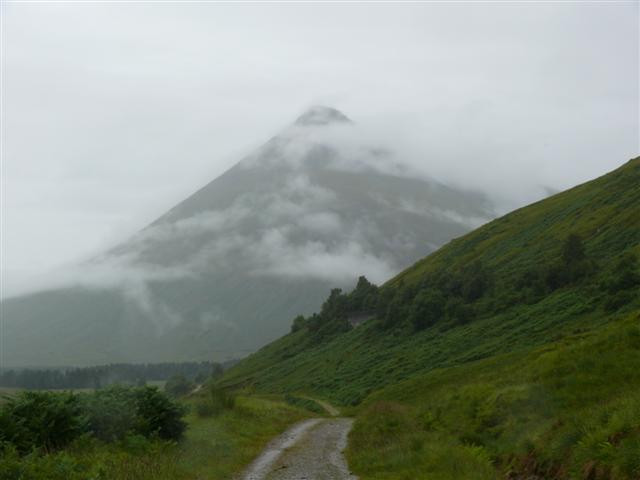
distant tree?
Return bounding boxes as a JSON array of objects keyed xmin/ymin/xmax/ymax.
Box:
[
  {"xmin": 461, "ymin": 261, "xmax": 490, "ymax": 302},
  {"xmin": 375, "ymin": 287, "xmax": 396, "ymax": 319},
  {"xmin": 133, "ymin": 386, "xmax": 187, "ymax": 440},
  {"xmin": 291, "ymin": 315, "xmax": 307, "ymax": 333},
  {"xmin": 164, "ymin": 375, "xmax": 194, "ymax": 398},
  {"xmin": 380, "ymin": 291, "xmax": 409, "ymax": 330},
  {"xmin": 321, "ymin": 288, "xmax": 348, "ymax": 319},
  {"xmin": 409, "ymin": 290, "xmax": 445, "ymax": 331},
  {"xmin": 349, "ymin": 276, "xmax": 379, "ymax": 311},
  {"xmin": 604, "ymin": 252, "xmax": 640, "ymax": 293},
  {"xmin": 445, "ymin": 297, "xmax": 474, "ymax": 326},
  {"xmin": 545, "ymin": 233, "xmax": 595, "ymax": 290},
  {"xmin": 562, "ymin": 233, "xmax": 586, "ymax": 266}
]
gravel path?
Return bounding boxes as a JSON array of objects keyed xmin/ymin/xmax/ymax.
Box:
[{"xmin": 240, "ymin": 418, "xmax": 357, "ymax": 480}]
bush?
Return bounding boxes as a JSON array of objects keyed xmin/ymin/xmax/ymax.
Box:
[
  {"xmin": 602, "ymin": 252, "xmax": 640, "ymax": 293},
  {"xmin": 445, "ymin": 298, "xmax": 475, "ymax": 326},
  {"xmin": 409, "ymin": 290, "xmax": 445, "ymax": 331},
  {"xmin": 81, "ymin": 385, "xmax": 186, "ymax": 442},
  {"xmin": 0, "ymin": 386, "xmax": 187, "ymax": 455},
  {"xmin": 133, "ymin": 386, "xmax": 187, "ymax": 440},
  {"xmin": 0, "ymin": 391, "xmax": 86, "ymax": 453},
  {"xmin": 81, "ymin": 386, "xmax": 138, "ymax": 442}
]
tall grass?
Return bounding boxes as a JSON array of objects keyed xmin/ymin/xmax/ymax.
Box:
[{"xmin": 0, "ymin": 395, "xmax": 308, "ymax": 480}]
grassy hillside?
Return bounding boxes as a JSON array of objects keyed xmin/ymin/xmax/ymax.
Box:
[
  {"xmin": 221, "ymin": 157, "xmax": 640, "ymax": 478},
  {"xmin": 221, "ymin": 157, "xmax": 640, "ymax": 404},
  {"xmin": 347, "ymin": 309, "xmax": 640, "ymax": 479}
]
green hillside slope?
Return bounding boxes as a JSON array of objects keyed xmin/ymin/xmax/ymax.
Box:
[
  {"xmin": 221, "ymin": 157, "xmax": 640, "ymax": 478},
  {"xmin": 221, "ymin": 157, "xmax": 639, "ymax": 405},
  {"xmin": 347, "ymin": 309, "xmax": 640, "ymax": 479}
]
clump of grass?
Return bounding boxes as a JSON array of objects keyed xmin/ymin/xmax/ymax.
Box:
[
  {"xmin": 194, "ymin": 385, "xmax": 236, "ymax": 418},
  {"xmin": 283, "ymin": 394, "xmax": 325, "ymax": 414}
]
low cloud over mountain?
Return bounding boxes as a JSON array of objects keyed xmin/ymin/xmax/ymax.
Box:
[{"xmin": 3, "ymin": 107, "xmax": 494, "ymax": 367}]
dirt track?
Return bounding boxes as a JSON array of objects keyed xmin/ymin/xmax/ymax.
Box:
[{"xmin": 240, "ymin": 417, "xmax": 357, "ymax": 480}]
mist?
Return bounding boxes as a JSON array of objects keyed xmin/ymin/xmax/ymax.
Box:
[{"xmin": 3, "ymin": 2, "xmax": 638, "ymax": 299}]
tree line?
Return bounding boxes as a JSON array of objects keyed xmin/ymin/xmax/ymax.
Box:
[
  {"xmin": 0, "ymin": 361, "xmax": 224, "ymax": 390},
  {"xmin": 291, "ymin": 234, "xmax": 639, "ymax": 337}
]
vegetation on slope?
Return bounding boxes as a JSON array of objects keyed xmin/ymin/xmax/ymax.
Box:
[
  {"xmin": 348, "ymin": 309, "xmax": 640, "ymax": 479},
  {"xmin": 220, "ymin": 157, "xmax": 640, "ymax": 478},
  {"xmin": 221, "ymin": 157, "xmax": 640, "ymax": 405}
]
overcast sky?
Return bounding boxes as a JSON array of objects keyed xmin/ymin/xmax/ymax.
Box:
[{"xmin": 2, "ymin": 1, "xmax": 638, "ymax": 297}]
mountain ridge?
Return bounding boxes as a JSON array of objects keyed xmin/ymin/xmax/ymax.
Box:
[{"xmin": 3, "ymin": 107, "xmax": 494, "ymax": 367}]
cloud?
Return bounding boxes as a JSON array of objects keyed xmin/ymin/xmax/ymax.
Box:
[
  {"xmin": 297, "ymin": 212, "xmax": 342, "ymax": 233},
  {"xmin": 248, "ymin": 228, "xmax": 397, "ymax": 284},
  {"xmin": 4, "ymin": 2, "xmax": 637, "ymax": 299}
]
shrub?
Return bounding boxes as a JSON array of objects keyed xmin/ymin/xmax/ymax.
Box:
[
  {"xmin": 133, "ymin": 386, "xmax": 187, "ymax": 440},
  {"xmin": 80, "ymin": 385, "xmax": 186, "ymax": 442},
  {"xmin": 409, "ymin": 290, "xmax": 445, "ymax": 331},
  {"xmin": 461, "ymin": 261, "xmax": 491, "ymax": 302},
  {"xmin": 80, "ymin": 385, "xmax": 138, "ymax": 442},
  {"xmin": 602, "ymin": 252, "xmax": 640, "ymax": 294},
  {"xmin": 445, "ymin": 298, "xmax": 475, "ymax": 326},
  {"xmin": 0, "ymin": 391, "xmax": 86, "ymax": 453}
]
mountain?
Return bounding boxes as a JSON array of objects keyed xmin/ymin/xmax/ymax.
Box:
[
  {"xmin": 2, "ymin": 106, "xmax": 494, "ymax": 367},
  {"xmin": 219, "ymin": 157, "xmax": 640, "ymax": 478},
  {"xmin": 221, "ymin": 156, "xmax": 640, "ymax": 400}
]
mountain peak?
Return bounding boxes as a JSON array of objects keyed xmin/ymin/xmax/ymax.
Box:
[{"xmin": 294, "ymin": 106, "xmax": 352, "ymax": 127}]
